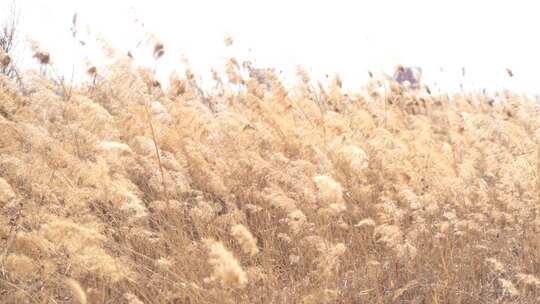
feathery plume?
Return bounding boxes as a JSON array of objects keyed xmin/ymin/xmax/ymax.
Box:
[
  {"xmin": 224, "ymin": 35, "xmax": 234, "ymax": 46},
  {"xmin": 65, "ymin": 278, "xmax": 87, "ymax": 304},
  {"xmin": 231, "ymin": 224, "xmax": 259, "ymax": 256},
  {"xmin": 205, "ymin": 239, "xmax": 248, "ymax": 288}
]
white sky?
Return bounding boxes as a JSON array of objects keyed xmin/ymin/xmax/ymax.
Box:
[{"xmin": 3, "ymin": 0, "xmax": 540, "ymax": 94}]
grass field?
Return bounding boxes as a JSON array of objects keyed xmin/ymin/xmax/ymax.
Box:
[{"xmin": 1, "ymin": 42, "xmax": 540, "ymax": 303}]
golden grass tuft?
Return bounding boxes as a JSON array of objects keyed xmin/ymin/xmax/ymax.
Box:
[
  {"xmin": 65, "ymin": 278, "xmax": 87, "ymax": 304},
  {"xmin": 0, "ymin": 177, "xmax": 15, "ymax": 205},
  {"xmin": 204, "ymin": 239, "xmax": 248, "ymax": 288},
  {"xmin": 230, "ymin": 224, "xmax": 259, "ymax": 256}
]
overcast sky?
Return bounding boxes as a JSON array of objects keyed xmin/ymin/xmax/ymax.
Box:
[{"xmin": 3, "ymin": 0, "xmax": 539, "ymax": 94}]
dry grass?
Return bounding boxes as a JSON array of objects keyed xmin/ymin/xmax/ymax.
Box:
[{"xmin": 0, "ymin": 38, "xmax": 539, "ymax": 304}]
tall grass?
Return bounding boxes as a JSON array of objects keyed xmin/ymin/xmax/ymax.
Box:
[{"xmin": 0, "ymin": 36, "xmax": 539, "ymax": 304}]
